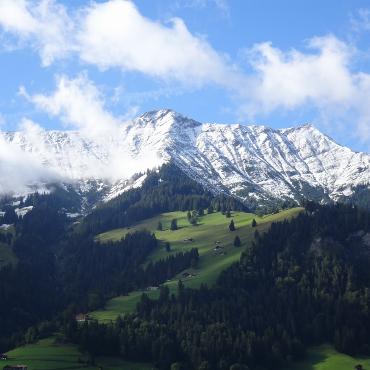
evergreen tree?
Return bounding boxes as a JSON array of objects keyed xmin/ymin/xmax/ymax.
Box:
[
  {"xmin": 187, "ymin": 211, "xmax": 192, "ymax": 221},
  {"xmin": 207, "ymin": 205, "xmax": 214, "ymax": 214},
  {"xmin": 226, "ymin": 210, "xmax": 231, "ymax": 218},
  {"xmin": 229, "ymin": 219, "xmax": 235, "ymax": 231},
  {"xmin": 3, "ymin": 207, "xmax": 18, "ymax": 224},
  {"xmin": 233, "ymin": 235, "xmax": 241, "ymax": 247},
  {"xmin": 170, "ymin": 219, "xmax": 178, "ymax": 231},
  {"xmin": 157, "ymin": 221, "xmax": 163, "ymax": 231},
  {"xmin": 251, "ymin": 219, "xmax": 257, "ymax": 227},
  {"xmin": 165, "ymin": 242, "xmax": 171, "ymax": 252},
  {"xmin": 190, "ymin": 216, "xmax": 197, "ymax": 225},
  {"xmin": 198, "ymin": 208, "xmax": 204, "ymax": 216}
]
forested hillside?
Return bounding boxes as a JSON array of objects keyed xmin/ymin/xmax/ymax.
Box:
[
  {"xmin": 0, "ymin": 196, "xmax": 196, "ymax": 352},
  {"xmin": 80, "ymin": 164, "xmax": 249, "ymax": 235},
  {"xmin": 66, "ymin": 203, "xmax": 370, "ymax": 370}
]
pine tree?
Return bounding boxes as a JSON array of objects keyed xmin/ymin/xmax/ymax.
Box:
[
  {"xmin": 229, "ymin": 219, "xmax": 235, "ymax": 231},
  {"xmin": 226, "ymin": 210, "xmax": 231, "ymax": 218},
  {"xmin": 207, "ymin": 205, "xmax": 214, "ymax": 214},
  {"xmin": 157, "ymin": 221, "xmax": 163, "ymax": 231},
  {"xmin": 170, "ymin": 219, "xmax": 178, "ymax": 231},
  {"xmin": 234, "ymin": 235, "xmax": 241, "ymax": 247},
  {"xmin": 252, "ymin": 219, "xmax": 257, "ymax": 227},
  {"xmin": 187, "ymin": 211, "xmax": 191, "ymax": 221},
  {"xmin": 4, "ymin": 207, "xmax": 18, "ymax": 224},
  {"xmin": 165, "ymin": 242, "xmax": 171, "ymax": 252}
]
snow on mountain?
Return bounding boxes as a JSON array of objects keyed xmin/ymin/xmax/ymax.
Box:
[{"xmin": 1, "ymin": 109, "xmax": 370, "ymax": 205}]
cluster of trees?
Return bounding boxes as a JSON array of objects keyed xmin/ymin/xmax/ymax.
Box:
[
  {"xmin": 143, "ymin": 248, "xmax": 199, "ymax": 286},
  {"xmin": 0, "ymin": 232, "xmax": 12, "ymax": 244},
  {"xmin": 65, "ymin": 203, "xmax": 370, "ymax": 370},
  {"xmin": 339, "ymin": 184, "xmax": 370, "ymax": 211},
  {"xmin": 22, "ymin": 186, "xmax": 82, "ymax": 212},
  {"xmin": 57, "ymin": 231, "xmax": 158, "ymax": 309},
  {"xmin": 1, "ymin": 206, "xmax": 18, "ymax": 224}
]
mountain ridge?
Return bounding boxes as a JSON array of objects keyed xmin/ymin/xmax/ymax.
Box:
[{"xmin": 1, "ymin": 109, "xmax": 370, "ymax": 208}]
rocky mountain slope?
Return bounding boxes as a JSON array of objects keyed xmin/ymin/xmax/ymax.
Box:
[{"xmin": 1, "ymin": 109, "xmax": 370, "ymax": 207}]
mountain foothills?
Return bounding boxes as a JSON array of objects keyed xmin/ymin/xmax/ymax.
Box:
[
  {"xmin": 2, "ymin": 196, "xmax": 370, "ymax": 370},
  {"xmin": 2, "ymin": 109, "xmax": 370, "ymax": 210},
  {"xmin": 1, "ymin": 111, "xmax": 370, "ymax": 370}
]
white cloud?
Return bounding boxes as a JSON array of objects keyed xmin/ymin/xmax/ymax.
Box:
[
  {"xmin": 0, "ymin": 131, "xmax": 59, "ymax": 195},
  {"xmin": 243, "ymin": 36, "xmax": 354, "ymax": 113},
  {"xmin": 0, "ymin": 0, "xmax": 37, "ymax": 34},
  {"xmin": 77, "ymin": 0, "xmax": 235, "ymax": 86},
  {"xmin": 0, "ymin": 0, "xmax": 237, "ymax": 86},
  {"xmin": 22, "ymin": 74, "xmax": 121, "ymax": 137},
  {"xmin": 239, "ymin": 35, "xmax": 370, "ymax": 144},
  {"xmin": 0, "ymin": 0, "xmax": 73, "ymax": 65},
  {"xmin": 19, "ymin": 75, "xmax": 162, "ymax": 183}
]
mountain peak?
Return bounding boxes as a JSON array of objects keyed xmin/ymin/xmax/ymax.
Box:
[
  {"xmin": 135, "ymin": 109, "xmax": 201, "ymax": 130},
  {"xmin": 1, "ymin": 110, "xmax": 369, "ymax": 206}
]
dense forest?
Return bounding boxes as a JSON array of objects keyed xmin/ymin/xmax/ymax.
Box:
[{"xmin": 65, "ymin": 203, "xmax": 370, "ymax": 370}]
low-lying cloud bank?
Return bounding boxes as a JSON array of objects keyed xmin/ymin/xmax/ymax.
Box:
[
  {"xmin": 0, "ymin": 132, "xmax": 60, "ymax": 196},
  {"xmin": 1, "ymin": 75, "xmax": 164, "ymax": 195}
]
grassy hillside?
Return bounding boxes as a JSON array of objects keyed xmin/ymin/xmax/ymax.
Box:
[
  {"xmin": 92, "ymin": 208, "xmax": 302, "ymax": 321},
  {"xmin": 287, "ymin": 344, "xmax": 370, "ymax": 370},
  {"xmin": 3, "ymin": 337, "xmax": 154, "ymax": 370}
]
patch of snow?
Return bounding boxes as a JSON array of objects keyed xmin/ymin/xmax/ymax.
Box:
[
  {"xmin": 0, "ymin": 224, "xmax": 12, "ymax": 230},
  {"xmin": 66, "ymin": 212, "xmax": 81, "ymax": 218},
  {"xmin": 15, "ymin": 206, "xmax": 33, "ymax": 217}
]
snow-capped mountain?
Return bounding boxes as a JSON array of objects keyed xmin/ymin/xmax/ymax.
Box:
[{"xmin": 1, "ymin": 109, "xmax": 370, "ymax": 206}]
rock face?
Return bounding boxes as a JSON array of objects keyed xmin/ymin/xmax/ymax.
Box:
[{"xmin": 1, "ymin": 109, "xmax": 370, "ymax": 205}]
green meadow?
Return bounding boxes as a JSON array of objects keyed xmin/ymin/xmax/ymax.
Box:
[
  {"xmin": 3, "ymin": 337, "xmax": 154, "ymax": 370},
  {"xmin": 92, "ymin": 208, "xmax": 302, "ymax": 321},
  {"xmin": 287, "ymin": 344, "xmax": 370, "ymax": 370}
]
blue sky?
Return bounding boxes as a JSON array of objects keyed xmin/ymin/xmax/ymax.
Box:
[{"xmin": 1, "ymin": 0, "xmax": 370, "ymax": 152}]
